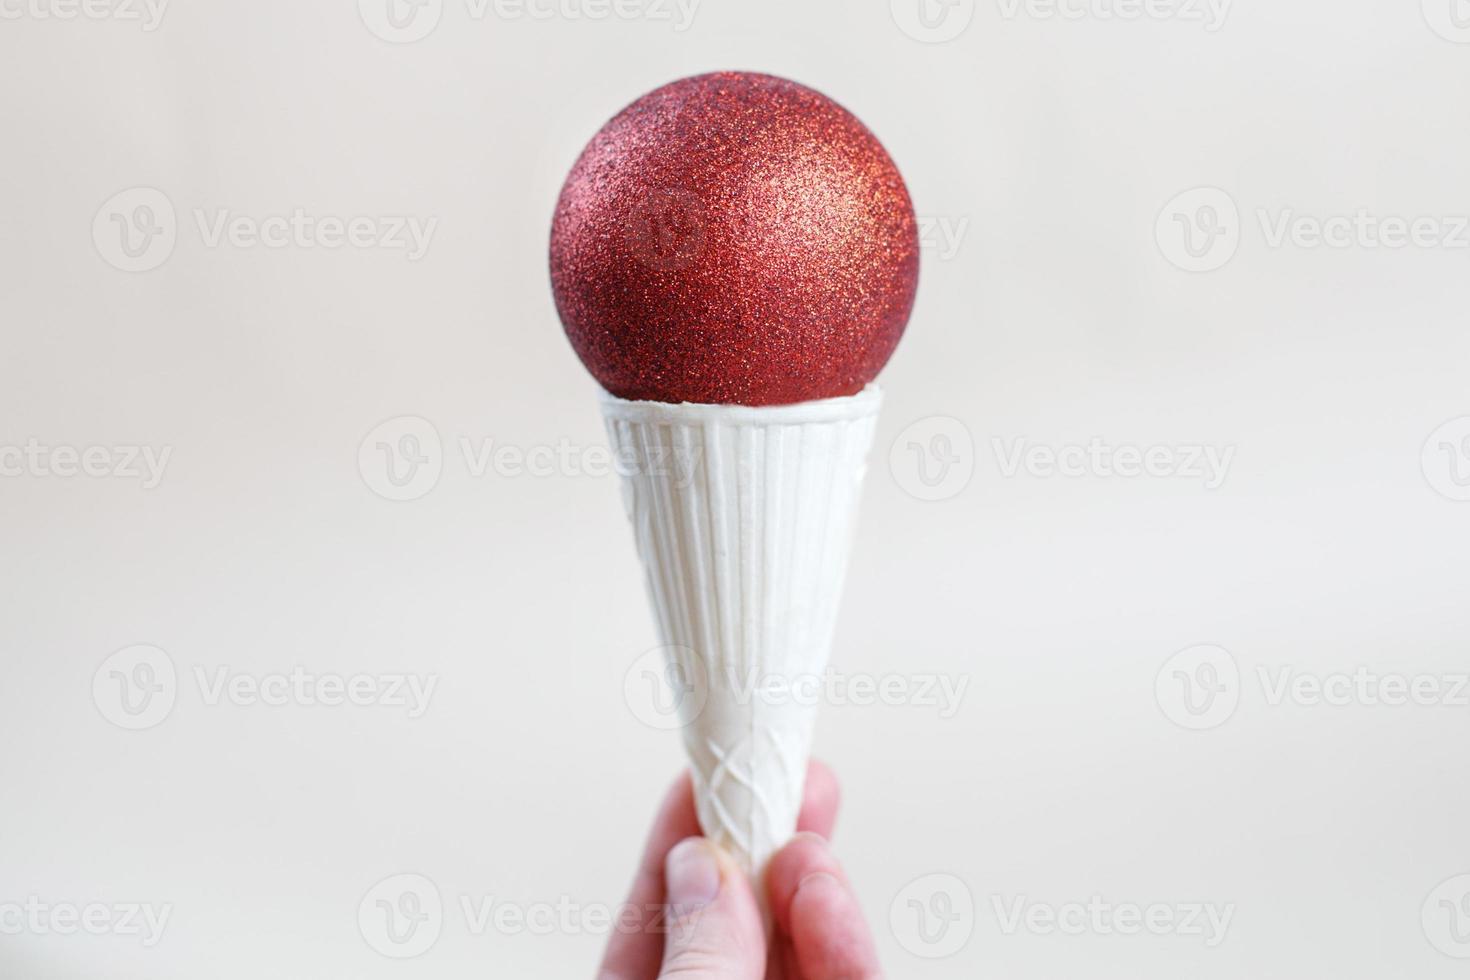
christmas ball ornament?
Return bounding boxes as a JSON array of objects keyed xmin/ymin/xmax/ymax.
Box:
[{"xmin": 549, "ymin": 71, "xmax": 918, "ymax": 406}]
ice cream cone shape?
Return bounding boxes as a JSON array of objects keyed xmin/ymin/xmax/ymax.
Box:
[
  {"xmin": 603, "ymin": 388, "xmax": 882, "ymax": 876},
  {"xmin": 549, "ymin": 72, "xmax": 918, "ymax": 889}
]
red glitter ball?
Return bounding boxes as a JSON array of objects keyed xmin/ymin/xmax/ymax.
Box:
[{"xmin": 549, "ymin": 71, "xmax": 919, "ymax": 407}]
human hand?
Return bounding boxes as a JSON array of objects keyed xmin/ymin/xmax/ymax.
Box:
[{"xmin": 596, "ymin": 762, "xmax": 883, "ymax": 979}]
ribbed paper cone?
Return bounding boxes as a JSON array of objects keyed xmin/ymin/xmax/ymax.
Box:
[{"xmin": 602, "ymin": 387, "xmax": 882, "ymax": 879}]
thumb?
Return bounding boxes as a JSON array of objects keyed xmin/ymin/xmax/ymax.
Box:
[{"xmin": 658, "ymin": 838, "xmax": 766, "ymax": 979}]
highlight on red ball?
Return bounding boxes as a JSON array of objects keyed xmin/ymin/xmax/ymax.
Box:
[{"xmin": 550, "ymin": 71, "xmax": 919, "ymax": 407}]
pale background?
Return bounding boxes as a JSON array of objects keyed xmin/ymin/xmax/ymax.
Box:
[{"xmin": 3, "ymin": 0, "xmax": 1470, "ymax": 977}]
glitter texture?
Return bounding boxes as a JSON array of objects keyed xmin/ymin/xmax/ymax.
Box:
[{"xmin": 549, "ymin": 72, "xmax": 919, "ymax": 406}]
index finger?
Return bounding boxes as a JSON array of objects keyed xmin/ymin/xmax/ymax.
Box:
[{"xmin": 596, "ymin": 772, "xmax": 702, "ymax": 980}]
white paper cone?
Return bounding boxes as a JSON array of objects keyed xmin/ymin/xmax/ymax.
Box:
[{"xmin": 602, "ymin": 386, "xmax": 882, "ymax": 879}]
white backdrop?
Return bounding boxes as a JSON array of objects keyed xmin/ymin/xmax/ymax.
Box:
[{"xmin": 3, "ymin": 0, "xmax": 1469, "ymax": 977}]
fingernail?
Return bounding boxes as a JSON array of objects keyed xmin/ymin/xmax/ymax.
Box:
[
  {"xmin": 795, "ymin": 871, "xmax": 843, "ymax": 900},
  {"xmin": 666, "ymin": 838, "xmax": 722, "ymax": 912}
]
